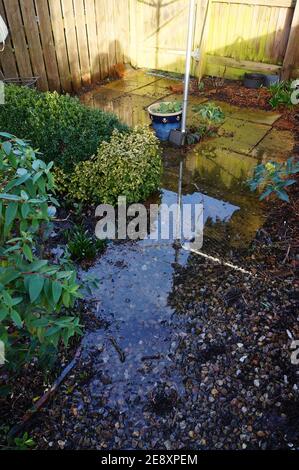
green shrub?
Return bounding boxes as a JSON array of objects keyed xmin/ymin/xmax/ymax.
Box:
[
  {"xmin": 0, "ymin": 133, "xmax": 82, "ymax": 370},
  {"xmin": 187, "ymin": 102, "xmax": 225, "ymax": 144},
  {"xmin": 55, "ymin": 126, "xmax": 162, "ymax": 204},
  {"xmin": 248, "ymin": 157, "xmax": 299, "ymax": 202},
  {"xmin": 193, "ymin": 102, "xmax": 225, "ymax": 126},
  {"xmin": 66, "ymin": 225, "xmax": 106, "ymax": 263},
  {"xmin": 269, "ymin": 81, "xmax": 293, "ymax": 109},
  {"xmin": 0, "ymin": 85, "xmax": 128, "ymax": 172}
]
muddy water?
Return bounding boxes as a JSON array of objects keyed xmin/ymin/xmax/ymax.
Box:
[{"xmin": 78, "ymin": 93, "xmax": 266, "ymax": 433}]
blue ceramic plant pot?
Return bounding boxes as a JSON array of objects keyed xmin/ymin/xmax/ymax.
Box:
[{"xmin": 148, "ymin": 103, "xmax": 182, "ymax": 141}]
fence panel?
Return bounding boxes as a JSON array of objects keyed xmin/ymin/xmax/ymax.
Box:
[
  {"xmin": 0, "ymin": 0, "xmax": 298, "ymax": 91},
  {"xmin": 205, "ymin": 0, "xmax": 296, "ymax": 79},
  {"xmin": 0, "ymin": 0, "xmax": 131, "ymax": 91}
]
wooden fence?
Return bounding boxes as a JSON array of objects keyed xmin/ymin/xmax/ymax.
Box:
[
  {"xmin": 131, "ymin": 0, "xmax": 299, "ymax": 80},
  {"xmin": 0, "ymin": 0, "xmax": 130, "ymax": 91},
  {"xmin": 0, "ymin": 0, "xmax": 298, "ymax": 92}
]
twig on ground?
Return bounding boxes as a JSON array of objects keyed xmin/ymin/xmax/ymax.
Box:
[{"xmin": 8, "ymin": 346, "xmax": 82, "ymax": 439}]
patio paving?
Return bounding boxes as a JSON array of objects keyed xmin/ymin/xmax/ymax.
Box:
[
  {"xmin": 215, "ymin": 118, "xmax": 270, "ymax": 155},
  {"xmin": 251, "ymin": 128, "xmax": 295, "ymax": 162},
  {"xmin": 101, "ymin": 69, "xmax": 160, "ymax": 93},
  {"xmin": 80, "ymin": 68, "xmax": 295, "ymax": 162},
  {"xmin": 105, "ymin": 94, "xmax": 155, "ymax": 127}
]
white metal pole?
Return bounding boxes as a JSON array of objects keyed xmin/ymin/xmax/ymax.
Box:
[{"xmin": 181, "ymin": 0, "xmax": 196, "ymax": 135}]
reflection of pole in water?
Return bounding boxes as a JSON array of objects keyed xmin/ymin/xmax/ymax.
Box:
[{"xmin": 174, "ymin": 160, "xmax": 183, "ymax": 263}]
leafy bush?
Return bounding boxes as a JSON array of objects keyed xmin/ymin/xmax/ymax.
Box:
[
  {"xmin": 154, "ymin": 101, "xmax": 182, "ymax": 113},
  {"xmin": 269, "ymin": 81, "xmax": 293, "ymax": 109},
  {"xmin": 248, "ymin": 157, "xmax": 299, "ymax": 202},
  {"xmin": 0, "ymin": 85, "xmax": 128, "ymax": 172},
  {"xmin": 0, "ymin": 133, "xmax": 82, "ymax": 370},
  {"xmin": 187, "ymin": 102, "xmax": 225, "ymax": 143},
  {"xmin": 193, "ymin": 102, "xmax": 225, "ymax": 126},
  {"xmin": 67, "ymin": 225, "xmax": 106, "ymax": 263},
  {"xmin": 55, "ymin": 126, "xmax": 162, "ymax": 204}
]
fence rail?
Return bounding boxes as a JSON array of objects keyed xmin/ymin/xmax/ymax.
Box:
[{"xmin": 0, "ymin": 0, "xmax": 298, "ymax": 92}]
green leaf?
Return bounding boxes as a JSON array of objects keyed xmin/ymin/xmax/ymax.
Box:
[
  {"xmin": 45, "ymin": 325, "xmax": 62, "ymax": 337},
  {"xmin": 11, "ymin": 310, "xmax": 23, "ymax": 327},
  {"xmin": 52, "ymin": 281, "xmax": 62, "ymax": 304},
  {"xmin": 29, "ymin": 260, "xmax": 48, "ymax": 272},
  {"xmin": 2, "ymin": 141, "xmax": 12, "ymax": 155},
  {"xmin": 259, "ymin": 187, "xmax": 273, "ymax": 200},
  {"xmin": 33, "ymin": 171, "xmax": 43, "ymax": 184},
  {"xmin": 0, "ymin": 308, "xmax": 9, "ymax": 321},
  {"xmin": 0, "ymin": 268, "xmax": 19, "ymax": 286},
  {"xmin": 0, "ymin": 194, "xmax": 22, "ymax": 201},
  {"xmin": 5, "ymin": 202, "xmax": 18, "ymax": 228},
  {"xmin": 11, "ymin": 297, "xmax": 23, "ymax": 306},
  {"xmin": 276, "ymin": 190, "xmax": 289, "ymax": 202},
  {"xmin": 0, "ymin": 132, "xmax": 14, "ymax": 139},
  {"xmin": 21, "ymin": 203, "xmax": 30, "ymax": 218},
  {"xmin": 28, "ymin": 275, "xmax": 44, "ymax": 302},
  {"xmin": 283, "ymin": 179, "xmax": 296, "ymax": 187},
  {"xmin": 62, "ymin": 291, "xmax": 70, "ymax": 307},
  {"xmin": 23, "ymin": 244, "xmax": 33, "ymax": 262}
]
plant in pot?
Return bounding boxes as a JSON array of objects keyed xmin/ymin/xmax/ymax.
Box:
[{"xmin": 148, "ymin": 101, "xmax": 182, "ymax": 141}]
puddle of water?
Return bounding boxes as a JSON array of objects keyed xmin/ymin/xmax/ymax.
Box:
[{"xmin": 78, "ymin": 83, "xmax": 267, "ymax": 421}]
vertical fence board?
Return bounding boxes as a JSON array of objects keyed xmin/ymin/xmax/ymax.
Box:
[
  {"xmin": 73, "ymin": 0, "xmax": 91, "ymax": 86},
  {"xmin": 105, "ymin": 0, "xmax": 116, "ymax": 72},
  {"xmin": 198, "ymin": 0, "xmax": 211, "ymax": 80},
  {"xmin": 61, "ymin": 0, "xmax": 81, "ymax": 90},
  {"xmin": 0, "ymin": 0, "xmax": 18, "ymax": 78},
  {"xmin": 120, "ymin": 0, "xmax": 130, "ymax": 63},
  {"xmin": 19, "ymin": 0, "xmax": 48, "ymax": 89},
  {"xmin": 84, "ymin": 0, "xmax": 100, "ymax": 82},
  {"xmin": 3, "ymin": 0, "xmax": 33, "ymax": 77},
  {"xmin": 129, "ymin": 0, "xmax": 137, "ymax": 67},
  {"xmin": 35, "ymin": 0, "xmax": 60, "ymax": 90},
  {"xmin": 48, "ymin": 0, "xmax": 72, "ymax": 92},
  {"xmin": 282, "ymin": 0, "xmax": 299, "ymax": 78},
  {"xmin": 95, "ymin": 0, "xmax": 109, "ymax": 78}
]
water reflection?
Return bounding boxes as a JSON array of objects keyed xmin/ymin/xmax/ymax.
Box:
[{"xmin": 81, "ymin": 155, "xmax": 262, "ymax": 410}]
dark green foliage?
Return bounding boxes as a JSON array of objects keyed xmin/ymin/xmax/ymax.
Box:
[
  {"xmin": 154, "ymin": 101, "xmax": 182, "ymax": 113},
  {"xmin": 13, "ymin": 433, "xmax": 36, "ymax": 450},
  {"xmin": 192, "ymin": 102, "xmax": 225, "ymax": 125},
  {"xmin": 0, "ymin": 85, "xmax": 128, "ymax": 172},
  {"xmin": 187, "ymin": 103, "xmax": 225, "ymax": 143},
  {"xmin": 67, "ymin": 225, "xmax": 106, "ymax": 263},
  {"xmin": 0, "ymin": 134, "xmax": 82, "ymax": 370},
  {"xmin": 248, "ymin": 158, "xmax": 299, "ymax": 202},
  {"xmin": 269, "ymin": 81, "xmax": 293, "ymax": 109},
  {"xmin": 55, "ymin": 126, "xmax": 162, "ymax": 204}
]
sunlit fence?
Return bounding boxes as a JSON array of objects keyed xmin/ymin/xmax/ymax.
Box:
[{"xmin": 0, "ymin": 0, "xmax": 298, "ymax": 92}]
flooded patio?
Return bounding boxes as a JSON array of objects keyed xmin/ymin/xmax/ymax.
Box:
[{"xmin": 32, "ymin": 70, "xmax": 297, "ymax": 450}]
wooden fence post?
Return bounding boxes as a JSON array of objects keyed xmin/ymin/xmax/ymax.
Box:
[
  {"xmin": 129, "ymin": 0, "xmax": 137, "ymax": 68},
  {"xmin": 282, "ymin": 0, "xmax": 299, "ymax": 79},
  {"xmin": 196, "ymin": 0, "xmax": 211, "ymax": 81}
]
